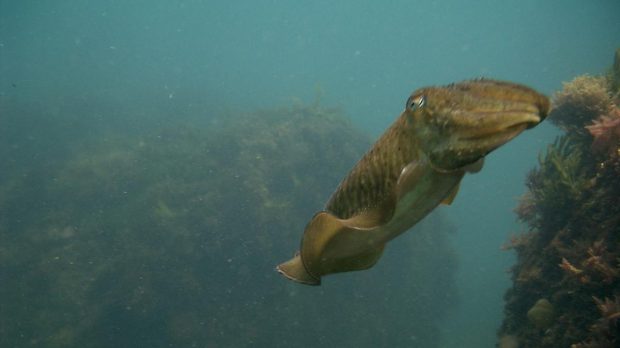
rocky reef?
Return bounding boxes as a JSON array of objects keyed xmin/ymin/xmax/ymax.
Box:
[
  {"xmin": 0, "ymin": 97, "xmax": 458, "ymax": 347},
  {"xmin": 499, "ymin": 49, "xmax": 620, "ymax": 347}
]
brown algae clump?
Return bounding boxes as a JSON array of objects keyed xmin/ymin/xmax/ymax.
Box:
[{"xmin": 550, "ymin": 75, "xmax": 612, "ymax": 134}]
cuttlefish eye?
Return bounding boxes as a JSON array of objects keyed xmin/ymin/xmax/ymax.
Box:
[{"xmin": 406, "ymin": 95, "xmax": 426, "ymax": 111}]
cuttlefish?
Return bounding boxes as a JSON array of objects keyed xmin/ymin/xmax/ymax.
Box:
[{"xmin": 277, "ymin": 79, "xmax": 549, "ymax": 285}]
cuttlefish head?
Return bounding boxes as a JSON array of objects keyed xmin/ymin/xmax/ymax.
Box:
[{"xmin": 405, "ymin": 79, "xmax": 550, "ymax": 172}]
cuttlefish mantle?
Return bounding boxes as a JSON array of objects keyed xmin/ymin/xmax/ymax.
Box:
[{"xmin": 277, "ymin": 79, "xmax": 550, "ymax": 285}]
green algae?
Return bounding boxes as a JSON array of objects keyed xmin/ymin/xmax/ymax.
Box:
[{"xmin": 524, "ymin": 135, "xmax": 591, "ymax": 234}]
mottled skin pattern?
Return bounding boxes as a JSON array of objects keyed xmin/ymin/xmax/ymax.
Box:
[
  {"xmin": 278, "ymin": 79, "xmax": 550, "ymax": 285},
  {"xmin": 325, "ymin": 114, "xmax": 415, "ymax": 220}
]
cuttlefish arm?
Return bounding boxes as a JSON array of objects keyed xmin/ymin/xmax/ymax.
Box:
[{"xmin": 277, "ymin": 79, "xmax": 550, "ymax": 285}]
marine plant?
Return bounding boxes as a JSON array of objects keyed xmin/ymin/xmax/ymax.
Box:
[
  {"xmin": 499, "ymin": 49, "xmax": 620, "ymax": 347},
  {"xmin": 521, "ymin": 135, "xmax": 590, "ymax": 234},
  {"xmin": 549, "ymin": 75, "xmax": 612, "ymax": 137}
]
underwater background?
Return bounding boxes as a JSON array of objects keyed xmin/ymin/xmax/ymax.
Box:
[{"xmin": 1, "ymin": 1, "xmax": 619, "ymax": 347}]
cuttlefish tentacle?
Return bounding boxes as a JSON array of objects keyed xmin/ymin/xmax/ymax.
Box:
[{"xmin": 277, "ymin": 79, "xmax": 550, "ymax": 285}]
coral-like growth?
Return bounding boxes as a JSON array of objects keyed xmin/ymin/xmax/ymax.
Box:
[
  {"xmin": 501, "ymin": 232, "xmax": 534, "ymax": 252},
  {"xmin": 559, "ymin": 257, "xmax": 585, "ymax": 280},
  {"xmin": 586, "ymin": 106, "xmax": 620, "ymax": 156},
  {"xmin": 499, "ymin": 49, "xmax": 620, "ymax": 348},
  {"xmin": 559, "ymin": 241, "xmax": 620, "ymax": 285},
  {"xmin": 583, "ymin": 241, "xmax": 619, "ymax": 284},
  {"xmin": 573, "ymin": 296, "xmax": 620, "ymax": 347},
  {"xmin": 593, "ymin": 296, "xmax": 620, "ymax": 323}
]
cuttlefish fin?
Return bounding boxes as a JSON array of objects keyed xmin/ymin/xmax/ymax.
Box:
[
  {"xmin": 278, "ymin": 161, "xmax": 433, "ymax": 285},
  {"xmin": 278, "ymin": 205, "xmax": 392, "ymax": 285},
  {"xmin": 276, "ymin": 252, "xmax": 319, "ymax": 285},
  {"xmin": 277, "ymin": 211, "xmax": 347, "ymax": 286},
  {"xmin": 441, "ymin": 182, "xmax": 460, "ymax": 205}
]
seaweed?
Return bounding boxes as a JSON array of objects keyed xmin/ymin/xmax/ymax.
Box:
[
  {"xmin": 549, "ymin": 75, "xmax": 613, "ymax": 139},
  {"xmin": 519, "ymin": 135, "xmax": 591, "ymax": 235},
  {"xmin": 499, "ymin": 48, "xmax": 620, "ymax": 347}
]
